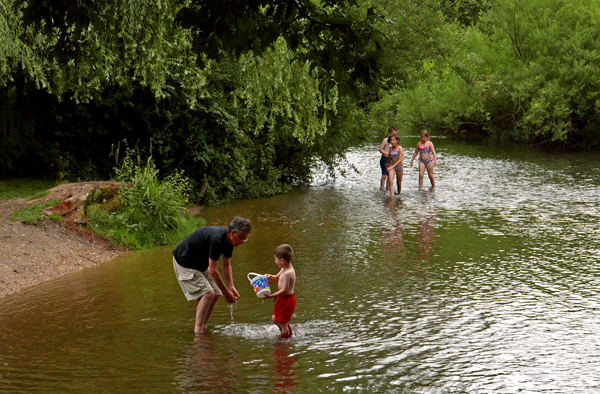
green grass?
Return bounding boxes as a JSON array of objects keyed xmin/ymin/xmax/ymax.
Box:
[
  {"xmin": 87, "ymin": 205, "xmax": 205, "ymax": 249},
  {"xmin": 10, "ymin": 199, "xmax": 62, "ymax": 224},
  {"xmin": 27, "ymin": 190, "xmax": 50, "ymax": 201},
  {"xmin": 48, "ymin": 213, "xmax": 64, "ymax": 222},
  {"xmin": 0, "ymin": 179, "xmax": 56, "ymax": 201}
]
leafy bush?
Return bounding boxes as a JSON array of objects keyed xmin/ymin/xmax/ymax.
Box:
[
  {"xmin": 373, "ymin": 0, "xmax": 600, "ymax": 146},
  {"xmin": 86, "ymin": 151, "xmax": 205, "ymax": 249}
]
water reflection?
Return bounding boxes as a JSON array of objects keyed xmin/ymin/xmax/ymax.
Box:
[
  {"xmin": 272, "ymin": 342, "xmax": 299, "ymax": 393},
  {"xmin": 416, "ymin": 193, "xmax": 437, "ymax": 264},
  {"xmin": 175, "ymin": 336, "xmax": 240, "ymax": 393},
  {"xmin": 382, "ymin": 197, "xmax": 405, "ymax": 258}
]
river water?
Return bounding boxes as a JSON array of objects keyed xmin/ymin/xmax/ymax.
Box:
[{"xmin": 1, "ymin": 134, "xmax": 600, "ymax": 393}]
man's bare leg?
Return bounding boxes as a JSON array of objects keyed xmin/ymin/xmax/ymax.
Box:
[
  {"xmin": 202, "ymin": 294, "xmax": 221, "ymax": 331},
  {"xmin": 194, "ymin": 290, "xmax": 214, "ymax": 334}
]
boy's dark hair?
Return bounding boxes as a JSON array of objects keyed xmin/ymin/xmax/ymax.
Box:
[
  {"xmin": 388, "ymin": 126, "xmax": 397, "ymax": 133},
  {"xmin": 227, "ymin": 217, "xmax": 252, "ymax": 234},
  {"xmin": 274, "ymin": 244, "xmax": 293, "ymax": 263}
]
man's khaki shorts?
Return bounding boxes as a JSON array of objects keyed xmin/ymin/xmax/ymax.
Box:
[{"xmin": 173, "ymin": 257, "xmax": 222, "ymax": 301}]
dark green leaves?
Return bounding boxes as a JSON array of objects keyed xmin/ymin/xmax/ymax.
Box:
[{"xmin": 175, "ymin": 0, "xmax": 384, "ymax": 89}]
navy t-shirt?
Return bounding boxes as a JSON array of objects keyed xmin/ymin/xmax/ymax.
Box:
[{"xmin": 172, "ymin": 226, "xmax": 233, "ymax": 272}]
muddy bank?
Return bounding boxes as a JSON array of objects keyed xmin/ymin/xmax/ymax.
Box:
[{"xmin": 0, "ymin": 184, "xmax": 128, "ymax": 299}]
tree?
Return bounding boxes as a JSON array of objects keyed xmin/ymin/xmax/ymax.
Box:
[{"xmin": 20, "ymin": 0, "xmax": 384, "ymax": 92}]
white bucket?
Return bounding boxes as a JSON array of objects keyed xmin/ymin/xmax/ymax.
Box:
[{"xmin": 247, "ymin": 272, "xmax": 271, "ymax": 299}]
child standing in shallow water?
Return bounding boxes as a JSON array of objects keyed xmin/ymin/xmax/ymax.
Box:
[
  {"xmin": 410, "ymin": 130, "xmax": 437, "ymax": 188},
  {"xmin": 386, "ymin": 135, "xmax": 404, "ymax": 196},
  {"xmin": 264, "ymin": 244, "xmax": 296, "ymax": 338}
]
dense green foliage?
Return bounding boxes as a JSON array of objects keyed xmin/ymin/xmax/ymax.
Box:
[
  {"xmin": 86, "ymin": 151, "xmax": 205, "ymax": 249},
  {"xmin": 22, "ymin": 0, "xmax": 384, "ymax": 90},
  {"xmin": 3, "ymin": 0, "xmax": 597, "ymax": 208},
  {"xmin": 1, "ymin": 0, "xmax": 382, "ymax": 204},
  {"xmin": 176, "ymin": 0, "xmax": 383, "ymax": 91},
  {"xmin": 371, "ymin": 0, "xmax": 600, "ymax": 146}
]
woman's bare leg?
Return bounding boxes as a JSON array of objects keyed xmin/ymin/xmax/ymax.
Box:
[
  {"xmin": 426, "ymin": 162, "xmax": 435, "ymax": 188},
  {"xmin": 387, "ymin": 170, "xmax": 395, "ymax": 196},
  {"xmin": 418, "ymin": 162, "xmax": 425, "ymax": 188},
  {"xmin": 396, "ymin": 169, "xmax": 404, "ymax": 194}
]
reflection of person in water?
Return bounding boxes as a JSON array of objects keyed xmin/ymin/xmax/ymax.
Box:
[
  {"xmin": 175, "ymin": 336, "xmax": 240, "ymax": 392},
  {"xmin": 382, "ymin": 198, "xmax": 405, "ymax": 257},
  {"xmin": 416, "ymin": 201, "xmax": 436, "ymax": 262},
  {"xmin": 272, "ymin": 341, "xmax": 299, "ymax": 393}
]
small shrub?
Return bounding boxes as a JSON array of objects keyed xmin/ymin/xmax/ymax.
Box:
[{"xmin": 86, "ymin": 151, "xmax": 205, "ymax": 249}]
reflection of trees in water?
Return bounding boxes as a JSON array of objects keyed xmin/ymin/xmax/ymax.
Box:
[
  {"xmin": 175, "ymin": 335, "xmax": 241, "ymax": 393},
  {"xmin": 382, "ymin": 197, "xmax": 405, "ymax": 258},
  {"xmin": 272, "ymin": 342, "xmax": 299, "ymax": 393}
]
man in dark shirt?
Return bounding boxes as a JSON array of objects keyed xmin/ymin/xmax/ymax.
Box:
[{"xmin": 173, "ymin": 216, "xmax": 252, "ymax": 334}]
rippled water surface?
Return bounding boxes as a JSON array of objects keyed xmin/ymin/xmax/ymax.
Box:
[{"xmin": 1, "ymin": 135, "xmax": 600, "ymax": 393}]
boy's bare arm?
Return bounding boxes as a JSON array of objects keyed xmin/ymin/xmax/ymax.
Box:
[
  {"xmin": 266, "ymin": 268, "xmax": 283, "ymax": 282},
  {"xmin": 264, "ymin": 271, "xmax": 292, "ymax": 298},
  {"xmin": 378, "ymin": 138, "xmax": 389, "ymax": 155}
]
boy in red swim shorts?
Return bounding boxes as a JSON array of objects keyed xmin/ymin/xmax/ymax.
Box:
[{"xmin": 264, "ymin": 244, "xmax": 296, "ymax": 338}]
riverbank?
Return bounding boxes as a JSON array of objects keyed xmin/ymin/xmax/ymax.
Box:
[{"xmin": 0, "ymin": 196, "xmax": 128, "ymax": 299}]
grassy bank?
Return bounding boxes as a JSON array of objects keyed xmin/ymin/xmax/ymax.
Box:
[
  {"xmin": 0, "ymin": 179, "xmax": 56, "ymax": 200},
  {"xmin": 2, "ymin": 160, "xmax": 205, "ymax": 251}
]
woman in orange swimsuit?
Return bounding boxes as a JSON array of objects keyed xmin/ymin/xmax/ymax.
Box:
[{"xmin": 410, "ymin": 130, "xmax": 437, "ymax": 188}]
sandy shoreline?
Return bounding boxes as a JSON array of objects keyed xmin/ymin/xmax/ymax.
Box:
[{"xmin": 0, "ymin": 197, "xmax": 128, "ymax": 299}]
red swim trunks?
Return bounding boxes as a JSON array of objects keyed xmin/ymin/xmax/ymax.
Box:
[{"xmin": 273, "ymin": 294, "xmax": 296, "ymax": 323}]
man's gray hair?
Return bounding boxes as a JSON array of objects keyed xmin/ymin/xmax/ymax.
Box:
[{"xmin": 227, "ymin": 217, "xmax": 252, "ymax": 234}]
